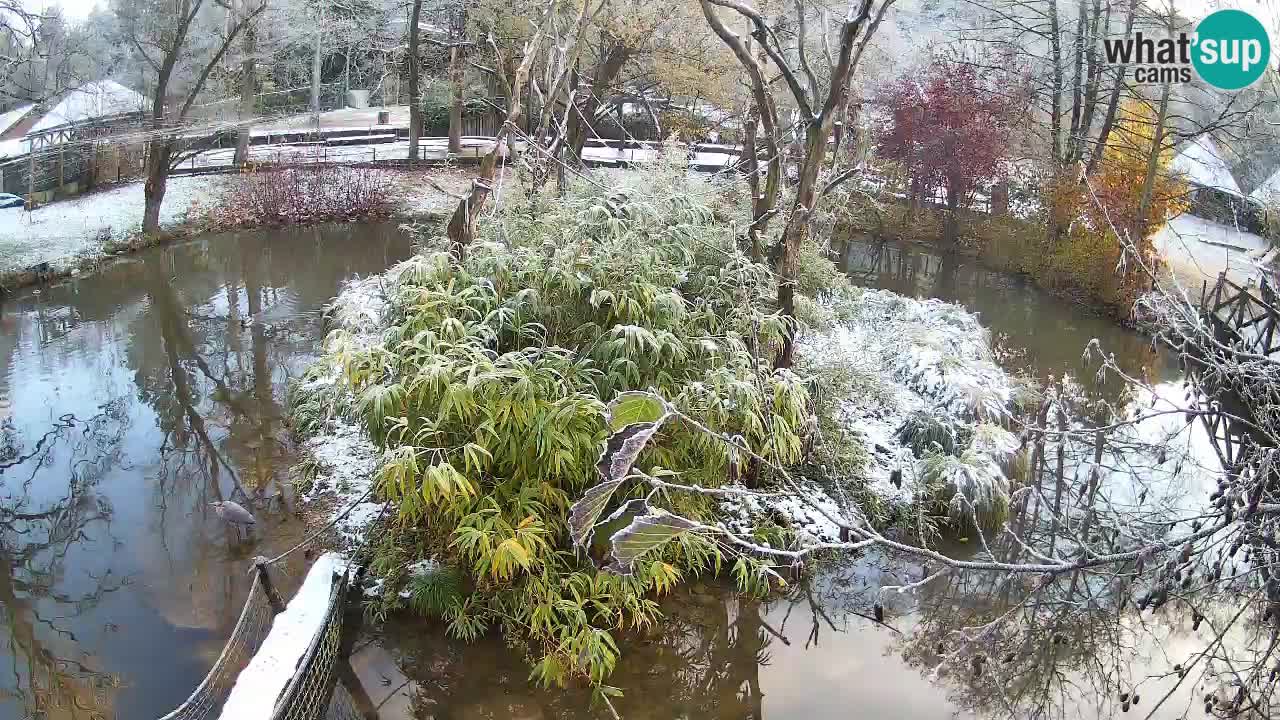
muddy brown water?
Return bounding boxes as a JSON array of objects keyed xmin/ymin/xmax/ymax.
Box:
[
  {"xmin": 0, "ymin": 223, "xmax": 413, "ymax": 720},
  {"xmin": 0, "ymin": 226, "xmax": 1195, "ymax": 720}
]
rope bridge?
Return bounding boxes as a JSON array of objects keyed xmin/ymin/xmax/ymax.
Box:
[
  {"xmin": 156, "ymin": 553, "xmax": 373, "ymax": 720},
  {"xmin": 1190, "ymin": 273, "xmax": 1279, "ymax": 473}
]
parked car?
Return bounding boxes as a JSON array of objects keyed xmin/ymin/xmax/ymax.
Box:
[{"xmin": 0, "ymin": 193, "xmax": 23, "ymax": 209}]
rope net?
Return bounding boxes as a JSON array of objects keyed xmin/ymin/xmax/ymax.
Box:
[
  {"xmin": 156, "ymin": 572, "xmax": 276, "ymax": 720},
  {"xmin": 154, "ymin": 564, "xmax": 363, "ymax": 720},
  {"xmin": 270, "ymin": 570, "xmax": 351, "ymax": 720}
]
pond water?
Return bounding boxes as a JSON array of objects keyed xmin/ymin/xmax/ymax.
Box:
[
  {"xmin": 0, "ymin": 226, "xmax": 1196, "ymax": 720},
  {"xmin": 0, "ymin": 223, "xmax": 413, "ymax": 720},
  {"xmin": 833, "ymin": 236, "xmax": 1181, "ymax": 396}
]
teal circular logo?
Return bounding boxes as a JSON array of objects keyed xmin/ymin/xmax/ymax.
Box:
[{"xmin": 1193, "ymin": 9, "xmax": 1271, "ymax": 90}]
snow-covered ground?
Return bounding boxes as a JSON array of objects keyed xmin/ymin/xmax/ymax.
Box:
[
  {"xmin": 0, "ymin": 168, "xmax": 470, "ymax": 278},
  {"xmin": 176, "ymin": 136, "xmax": 740, "ymax": 173},
  {"xmin": 0, "ymin": 175, "xmax": 226, "ymax": 273},
  {"xmin": 180, "ymin": 137, "xmax": 500, "ymax": 170},
  {"xmin": 1152, "ymin": 212, "xmax": 1275, "ymax": 288},
  {"xmin": 291, "ymin": 267, "xmax": 409, "ymax": 548},
  {"xmin": 721, "ymin": 289, "xmax": 1021, "ymax": 543}
]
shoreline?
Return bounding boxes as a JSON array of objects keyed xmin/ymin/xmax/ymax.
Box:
[{"xmin": 0, "ymin": 166, "xmax": 470, "ymax": 298}]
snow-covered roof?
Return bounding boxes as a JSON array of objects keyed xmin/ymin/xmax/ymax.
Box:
[
  {"xmin": 0, "ymin": 104, "xmax": 34, "ymax": 136},
  {"xmin": 0, "ymin": 138, "xmax": 26, "ymax": 161},
  {"xmin": 27, "ymin": 81, "xmax": 145, "ymax": 134},
  {"xmin": 1169, "ymin": 135, "xmax": 1242, "ymax": 196},
  {"xmin": 1249, "ymin": 166, "xmax": 1280, "ymax": 206}
]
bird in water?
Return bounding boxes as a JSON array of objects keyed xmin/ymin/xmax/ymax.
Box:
[{"xmin": 210, "ymin": 500, "xmax": 257, "ymax": 541}]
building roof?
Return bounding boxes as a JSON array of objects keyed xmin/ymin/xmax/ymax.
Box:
[
  {"xmin": 1250, "ymin": 165, "xmax": 1280, "ymax": 206},
  {"xmin": 0, "ymin": 104, "xmax": 35, "ymax": 137},
  {"xmin": 1169, "ymin": 135, "xmax": 1242, "ymax": 196},
  {"xmin": 27, "ymin": 80, "xmax": 145, "ymax": 135}
]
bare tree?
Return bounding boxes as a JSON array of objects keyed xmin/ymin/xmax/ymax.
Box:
[
  {"xmin": 699, "ymin": 0, "xmax": 894, "ymax": 368},
  {"xmin": 233, "ymin": 0, "xmax": 259, "ymax": 166},
  {"xmin": 116, "ymin": 0, "xmax": 265, "ymax": 234},
  {"xmin": 443, "ymin": 0, "xmax": 590, "ymax": 251},
  {"xmin": 407, "ymin": 0, "xmax": 426, "ymax": 162}
]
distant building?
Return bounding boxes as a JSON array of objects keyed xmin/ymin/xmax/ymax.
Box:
[
  {"xmin": 1167, "ymin": 135, "xmax": 1260, "ymax": 232},
  {"xmin": 0, "ymin": 80, "xmax": 146, "ymax": 146},
  {"xmin": 0, "ymin": 104, "xmax": 35, "ymax": 137},
  {"xmin": 1169, "ymin": 135, "xmax": 1242, "ymax": 197},
  {"xmin": 0, "ymin": 81, "xmax": 148, "ymax": 199}
]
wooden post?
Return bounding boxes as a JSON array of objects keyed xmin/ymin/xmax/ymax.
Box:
[
  {"xmin": 253, "ymin": 558, "xmax": 287, "ymax": 614},
  {"xmin": 27, "ymin": 146, "xmax": 35, "ymax": 209},
  {"xmin": 57, "ymin": 144, "xmax": 65, "ymax": 190}
]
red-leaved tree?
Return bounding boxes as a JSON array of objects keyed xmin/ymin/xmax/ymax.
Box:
[{"xmin": 877, "ymin": 55, "xmax": 1021, "ymax": 232}]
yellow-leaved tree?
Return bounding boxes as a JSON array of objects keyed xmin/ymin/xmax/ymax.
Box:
[{"xmin": 1053, "ymin": 99, "xmax": 1188, "ymax": 312}]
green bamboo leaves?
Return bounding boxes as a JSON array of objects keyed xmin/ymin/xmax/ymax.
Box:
[{"xmin": 298, "ymin": 165, "xmax": 828, "ymax": 689}]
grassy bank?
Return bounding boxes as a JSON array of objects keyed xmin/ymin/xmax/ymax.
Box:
[
  {"xmin": 847, "ymin": 199, "xmax": 1142, "ymax": 318},
  {"xmin": 0, "ymin": 166, "xmax": 471, "ymax": 297}
]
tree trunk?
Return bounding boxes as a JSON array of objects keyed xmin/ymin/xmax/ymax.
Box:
[
  {"xmin": 448, "ymin": 44, "xmax": 464, "ymax": 154},
  {"xmin": 1135, "ymin": 81, "xmax": 1172, "ymax": 239},
  {"xmin": 1067, "ymin": 0, "xmax": 1086, "ymax": 162},
  {"xmin": 407, "ymin": 0, "xmax": 424, "ymax": 162},
  {"xmin": 1072, "ymin": 0, "xmax": 1106, "ymax": 163},
  {"xmin": 234, "ymin": 7, "xmax": 256, "ymax": 167},
  {"xmin": 566, "ymin": 41, "xmax": 629, "ymax": 162},
  {"xmin": 143, "ymin": 139, "xmax": 172, "ymax": 234},
  {"xmin": 1086, "ymin": 0, "xmax": 1137, "ymax": 176},
  {"xmin": 310, "ymin": 9, "xmax": 323, "ymax": 131},
  {"xmin": 444, "ymin": 5, "xmax": 552, "ymax": 254},
  {"xmin": 775, "ymin": 124, "xmax": 830, "ymax": 369},
  {"xmin": 742, "ymin": 104, "xmax": 764, "ymax": 262},
  {"xmin": 944, "ymin": 183, "xmax": 961, "ymax": 242},
  {"xmin": 1048, "ymin": 0, "xmax": 1063, "ymax": 167}
]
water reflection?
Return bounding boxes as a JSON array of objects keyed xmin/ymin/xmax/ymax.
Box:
[
  {"xmin": 834, "ymin": 236, "xmax": 1177, "ymax": 398},
  {"xmin": 0, "ymin": 223, "xmax": 413, "ymax": 719},
  {"xmin": 383, "ymin": 553, "xmax": 968, "ymax": 720}
]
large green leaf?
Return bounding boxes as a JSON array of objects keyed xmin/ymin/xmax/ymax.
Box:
[
  {"xmin": 568, "ymin": 480, "xmax": 624, "ymax": 549},
  {"xmin": 606, "ymin": 511, "xmax": 700, "ymax": 573},
  {"xmin": 605, "ymin": 391, "xmax": 669, "ymax": 431},
  {"xmin": 596, "ymin": 419, "xmax": 664, "ymax": 483},
  {"xmin": 574, "ymin": 392, "xmax": 674, "ymax": 551}
]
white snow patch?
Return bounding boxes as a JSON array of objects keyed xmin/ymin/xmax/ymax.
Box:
[
  {"xmin": 217, "ymin": 552, "xmax": 348, "ymax": 720},
  {"xmin": 0, "ymin": 104, "xmax": 34, "ymax": 136},
  {"xmin": 300, "ymin": 419, "xmax": 383, "ymax": 544},
  {"xmin": 27, "ymin": 81, "xmax": 145, "ymax": 134},
  {"xmin": 292, "ymin": 265, "xmax": 417, "ymax": 546},
  {"xmin": 718, "ymin": 483, "xmax": 847, "ymax": 544},
  {"xmin": 800, "ymin": 289, "xmax": 1015, "ymax": 509},
  {"xmin": 0, "ymin": 175, "xmax": 225, "ymax": 272},
  {"xmin": 716, "ymin": 289, "xmax": 1018, "ymax": 540}
]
